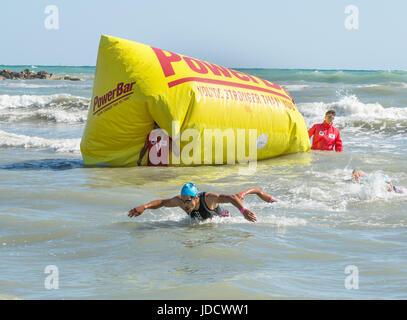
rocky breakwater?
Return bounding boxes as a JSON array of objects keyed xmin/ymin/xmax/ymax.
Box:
[{"xmin": 0, "ymin": 69, "xmax": 82, "ymax": 81}]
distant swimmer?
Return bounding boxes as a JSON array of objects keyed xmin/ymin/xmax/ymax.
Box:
[
  {"xmin": 137, "ymin": 122, "xmax": 172, "ymax": 166},
  {"xmin": 308, "ymin": 110, "xmax": 343, "ymax": 152},
  {"xmin": 128, "ymin": 183, "xmax": 277, "ymax": 222},
  {"xmin": 352, "ymin": 169, "xmax": 405, "ymax": 193},
  {"xmin": 351, "ymin": 168, "xmax": 366, "ymax": 183}
]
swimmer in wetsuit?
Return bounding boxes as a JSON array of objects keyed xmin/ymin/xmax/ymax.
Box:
[{"xmin": 128, "ymin": 183, "xmax": 277, "ymax": 222}]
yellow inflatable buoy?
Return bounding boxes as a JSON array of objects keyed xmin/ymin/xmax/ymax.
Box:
[{"xmin": 80, "ymin": 35, "xmax": 310, "ymax": 167}]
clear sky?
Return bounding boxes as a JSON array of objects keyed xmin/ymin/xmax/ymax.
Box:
[{"xmin": 1, "ymin": 0, "xmax": 406, "ymax": 69}]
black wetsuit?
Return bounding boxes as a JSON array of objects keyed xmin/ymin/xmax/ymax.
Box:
[
  {"xmin": 393, "ymin": 185, "xmax": 404, "ymax": 194},
  {"xmin": 188, "ymin": 192, "xmax": 230, "ymax": 220}
]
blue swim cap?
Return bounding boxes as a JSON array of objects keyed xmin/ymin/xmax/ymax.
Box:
[
  {"xmin": 181, "ymin": 183, "xmax": 198, "ymax": 197},
  {"xmin": 380, "ymin": 174, "xmax": 391, "ymax": 183}
]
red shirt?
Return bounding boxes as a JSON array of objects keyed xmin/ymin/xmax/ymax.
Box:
[
  {"xmin": 308, "ymin": 121, "xmax": 343, "ymax": 152},
  {"xmin": 146, "ymin": 129, "xmax": 171, "ymax": 166}
]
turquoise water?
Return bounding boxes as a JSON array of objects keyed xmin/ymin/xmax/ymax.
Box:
[{"xmin": 0, "ymin": 66, "xmax": 406, "ymax": 299}]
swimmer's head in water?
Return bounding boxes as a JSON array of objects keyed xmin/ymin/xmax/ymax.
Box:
[
  {"xmin": 181, "ymin": 182, "xmax": 198, "ymax": 197},
  {"xmin": 382, "ymin": 174, "xmax": 391, "ymax": 184},
  {"xmin": 181, "ymin": 183, "xmax": 199, "ymax": 213}
]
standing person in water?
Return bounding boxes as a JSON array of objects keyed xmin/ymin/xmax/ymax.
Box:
[
  {"xmin": 137, "ymin": 122, "xmax": 172, "ymax": 166},
  {"xmin": 128, "ymin": 183, "xmax": 277, "ymax": 222},
  {"xmin": 308, "ymin": 110, "xmax": 343, "ymax": 152}
]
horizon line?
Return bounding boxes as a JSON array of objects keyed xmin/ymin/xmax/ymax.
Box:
[{"xmin": 1, "ymin": 64, "xmax": 406, "ymax": 72}]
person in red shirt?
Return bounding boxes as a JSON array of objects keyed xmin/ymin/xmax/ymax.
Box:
[
  {"xmin": 308, "ymin": 110, "xmax": 343, "ymax": 152},
  {"xmin": 138, "ymin": 122, "xmax": 172, "ymax": 166}
]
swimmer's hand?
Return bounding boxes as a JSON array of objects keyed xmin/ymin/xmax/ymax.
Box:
[
  {"xmin": 236, "ymin": 191, "xmax": 246, "ymax": 201},
  {"xmin": 242, "ymin": 208, "xmax": 257, "ymax": 223},
  {"xmin": 128, "ymin": 206, "xmax": 144, "ymax": 218}
]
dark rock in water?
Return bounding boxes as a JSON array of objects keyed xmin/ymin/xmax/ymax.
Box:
[
  {"xmin": 37, "ymin": 70, "xmax": 52, "ymax": 79},
  {"xmin": 0, "ymin": 69, "xmax": 12, "ymax": 79},
  {"xmin": 63, "ymin": 75, "xmax": 81, "ymax": 81},
  {"xmin": 0, "ymin": 69, "xmax": 82, "ymax": 81},
  {"xmin": 10, "ymin": 71, "xmax": 23, "ymax": 78}
]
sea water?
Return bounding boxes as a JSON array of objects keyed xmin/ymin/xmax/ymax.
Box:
[{"xmin": 1, "ymin": 66, "xmax": 406, "ymax": 299}]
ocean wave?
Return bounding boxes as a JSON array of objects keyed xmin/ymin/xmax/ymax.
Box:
[
  {"xmin": 298, "ymin": 95, "xmax": 407, "ymax": 132},
  {"xmin": 292, "ymin": 70, "xmax": 407, "ymax": 84},
  {"xmin": 135, "ymin": 208, "xmax": 307, "ymax": 227},
  {"xmin": 355, "ymin": 84, "xmax": 380, "ymax": 88},
  {"xmin": 0, "ymin": 94, "xmax": 89, "ymax": 123},
  {"xmin": 0, "ymin": 82, "xmax": 74, "ymax": 89},
  {"xmin": 283, "ymin": 84, "xmax": 310, "ymax": 92},
  {"xmin": 0, "ymin": 129, "xmax": 80, "ymax": 153},
  {"xmin": 279, "ymin": 170, "xmax": 406, "ymax": 216},
  {"xmin": 0, "ymin": 158, "xmax": 83, "ymax": 170},
  {"xmin": 0, "ymin": 108, "xmax": 87, "ymax": 123},
  {"xmin": 245, "ymin": 69, "xmax": 407, "ymax": 84},
  {"xmin": 354, "ymin": 82, "xmax": 407, "ymax": 95},
  {"xmin": 0, "ymin": 93, "xmax": 89, "ymax": 109}
]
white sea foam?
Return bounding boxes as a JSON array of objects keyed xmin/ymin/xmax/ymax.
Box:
[
  {"xmin": 0, "ymin": 94, "xmax": 89, "ymax": 123},
  {"xmin": 196, "ymin": 213, "xmax": 307, "ymax": 226},
  {"xmin": 351, "ymin": 172, "xmax": 405, "ymax": 200},
  {"xmin": 299, "ymin": 95, "xmax": 407, "ymax": 119},
  {"xmin": 390, "ymin": 82, "xmax": 407, "ymax": 88},
  {"xmin": 353, "ymin": 82, "xmax": 407, "ymax": 95},
  {"xmin": 269, "ymin": 168, "xmax": 407, "ymax": 217},
  {"xmin": 1, "ymin": 108, "xmax": 87, "ymax": 123},
  {"xmin": 0, "ymin": 82, "xmax": 72, "ymax": 89},
  {"xmin": 141, "ymin": 205, "xmax": 307, "ymax": 227},
  {"xmin": 0, "ymin": 94, "xmax": 53, "ymax": 109},
  {"xmin": 0, "ymin": 129, "xmax": 80, "ymax": 153},
  {"xmin": 0, "ymin": 94, "xmax": 89, "ymax": 109},
  {"xmin": 355, "ymin": 84, "xmax": 380, "ymax": 88},
  {"xmin": 283, "ymin": 84, "xmax": 310, "ymax": 92}
]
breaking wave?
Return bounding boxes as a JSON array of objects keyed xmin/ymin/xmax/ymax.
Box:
[
  {"xmin": 0, "ymin": 129, "xmax": 80, "ymax": 154},
  {"xmin": 0, "ymin": 94, "xmax": 89, "ymax": 123},
  {"xmin": 298, "ymin": 95, "xmax": 407, "ymax": 133}
]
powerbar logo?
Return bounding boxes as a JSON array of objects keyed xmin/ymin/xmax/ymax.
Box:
[
  {"xmin": 93, "ymin": 81, "xmax": 136, "ymax": 115},
  {"xmin": 151, "ymin": 46, "xmax": 294, "ymax": 104}
]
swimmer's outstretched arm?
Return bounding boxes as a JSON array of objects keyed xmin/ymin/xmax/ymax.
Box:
[
  {"xmin": 128, "ymin": 197, "xmax": 181, "ymax": 217},
  {"xmin": 352, "ymin": 169, "xmax": 366, "ymax": 183},
  {"xmin": 236, "ymin": 188, "xmax": 277, "ymax": 203},
  {"xmin": 205, "ymin": 193, "xmax": 257, "ymax": 222}
]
